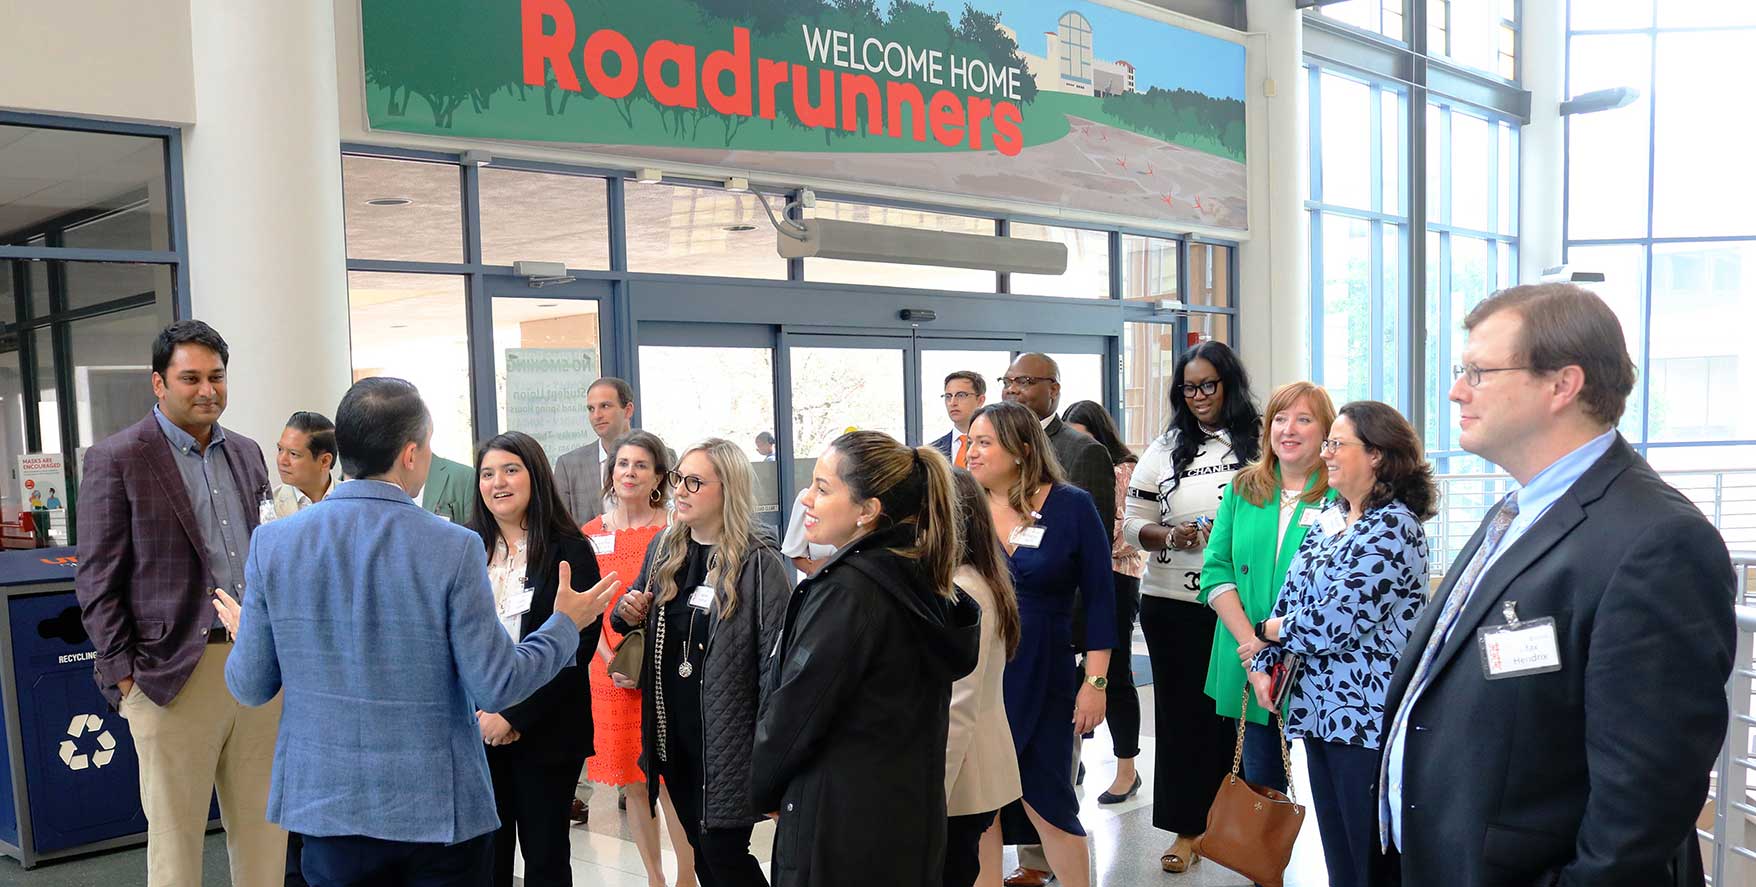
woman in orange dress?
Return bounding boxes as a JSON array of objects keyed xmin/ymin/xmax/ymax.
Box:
[{"xmin": 582, "ymin": 430, "xmax": 696, "ymax": 887}]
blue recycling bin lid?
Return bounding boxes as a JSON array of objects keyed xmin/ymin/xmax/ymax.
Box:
[{"xmin": 0, "ymin": 548, "xmax": 77, "ymax": 587}]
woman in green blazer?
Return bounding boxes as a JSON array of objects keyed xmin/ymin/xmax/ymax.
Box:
[{"xmin": 1198, "ymin": 381, "xmax": 1336, "ymax": 800}]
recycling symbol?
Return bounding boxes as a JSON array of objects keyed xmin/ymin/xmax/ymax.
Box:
[{"xmin": 58, "ymin": 713, "xmax": 116, "ymax": 771}]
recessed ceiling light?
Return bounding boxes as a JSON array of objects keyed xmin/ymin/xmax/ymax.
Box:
[
  {"xmin": 365, "ymin": 197, "xmax": 412, "ymax": 207},
  {"xmin": 537, "ymin": 303, "xmax": 558, "ymax": 307},
  {"xmin": 389, "ymin": 323, "xmax": 408, "ymax": 329},
  {"xmin": 724, "ymin": 224, "xmax": 757, "ymax": 232}
]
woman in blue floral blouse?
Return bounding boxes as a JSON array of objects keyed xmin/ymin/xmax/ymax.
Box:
[{"xmin": 1247, "ymin": 401, "xmax": 1437, "ymax": 887}]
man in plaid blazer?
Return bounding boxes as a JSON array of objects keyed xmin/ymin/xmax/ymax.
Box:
[{"xmin": 75, "ymin": 320, "xmax": 284, "ymax": 887}]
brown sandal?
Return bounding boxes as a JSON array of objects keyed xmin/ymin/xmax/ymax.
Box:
[{"xmin": 1160, "ymin": 836, "xmax": 1201, "ymax": 873}]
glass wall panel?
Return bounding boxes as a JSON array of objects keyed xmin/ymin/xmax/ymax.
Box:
[
  {"xmin": 0, "ymin": 124, "xmax": 171, "ymax": 251},
  {"xmin": 341, "ymin": 156, "xmax": 464, "ymax": 263},
  {"xmin": 920, "ymin": 350, "xmax": 1007, "ymax": 445},
  {"xmin": 1009, "ymin": 224, "xmax": 1110, "ymax": 299},
  {"xmin": 1121, "ymin": 235, "xmax": 1178, "ymax": 304},
  {"xmin": 788, "ymin": 345, "xmax": 907, "ymax": 494},
  {"xmin": 346, "ymin": 271, "xmax": 474, "ymax": 464},
  {"xmin": 1320, "ymin": 213, "xmax": 1372, "ymax": 406},
  {"xmin": 479, "ymin": 169, "xmax": 610, "ymax": 270},
  {"xmin": 637, "ymin": 344, "xmax": 780, "ymax": 525},
  {"xmin": 1047, "ymin": 353, "xmax": 1104, "ymax": 418},
  {"xmin": 1565, "ymin": 35, "xmax": 1653, "ymax": 240},
  {"xmin": 1651, "ymin": 30, "xmax": 1756, "ymax": 239},
  {"xmin": 491, "ymin": 298, "xmax": 603, "ymax": 463},
  {"xmin": 1188, "ymin": 243, "xmax": 1233, "ymax": 308},
  {"xmin": 625, "ymin": 183, "xmax": 784, "ymax": 279},
  {"xmin": 1648, "ymin": 242, "xmax": 1756, "ymax": 443},
  {"xmin": 1319, "ymin": 72, "xmax": 1374, "ymax": 210},
  {"xmin": 67, "ymin": 305, "xmax": 160, "ymax": 452},
  {"xmin": 1122, "ymin": 322, "xmax": 1177, "ymax": 452}
]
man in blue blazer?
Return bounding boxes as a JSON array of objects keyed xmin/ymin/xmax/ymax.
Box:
[{"xmin": 219, "ymin": 378, "xmax": 620, "ymax": 887}]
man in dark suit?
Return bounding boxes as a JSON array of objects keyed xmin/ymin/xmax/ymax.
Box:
[
  {"xmin": 1373, "ymin": 283, "xmax": 1735, "ymax": 887},
  {"xmin": 930, "ymin": 370, "xmax": 987, "ymax": 468},
  {"xmin": 999, "ymin": 352, "xmax": 1116, "ymax": 887},
  {"xmin": 75, "ymin": 320, "xmax": 284, "ymax": 887},
  {"xmin": 552, "ymin": 377, "xmax": 636, "ymax": 527}
]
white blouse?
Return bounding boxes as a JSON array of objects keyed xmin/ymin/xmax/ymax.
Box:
[{"xmin": 486, "ymin": 536, "xmax": 529, "ymax": 641}]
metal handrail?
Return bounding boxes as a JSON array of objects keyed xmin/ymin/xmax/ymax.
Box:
[{"xmin": 1710, "ymin": 556, "xmax": 1756, "ymax": 886}]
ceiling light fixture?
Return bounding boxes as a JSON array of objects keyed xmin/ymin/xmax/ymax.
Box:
[
  {"xmin": 365, "ymin": 197, "xmax": 412, "ymax": 207},
  {"xmin": 537, "ymin": 302, "xmax": 558, "ymax": 307},
  {"xmin": 389, "ymin": 323, "xmax": 408, "ymax": 329}
]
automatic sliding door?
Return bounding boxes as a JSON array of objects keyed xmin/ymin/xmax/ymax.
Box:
[{"xmin": 784, "ymin": 335, "xmax": 909, "ymax": 498}]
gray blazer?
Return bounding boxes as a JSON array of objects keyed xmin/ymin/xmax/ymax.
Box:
[{"xmin": 553, "ymin": 443, "xmax": 607, "ymax": 528}]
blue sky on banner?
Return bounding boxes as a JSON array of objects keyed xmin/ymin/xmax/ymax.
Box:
[{"xmin": 955, "ymin": 0, "xmax": 1247, "ymax": 101}]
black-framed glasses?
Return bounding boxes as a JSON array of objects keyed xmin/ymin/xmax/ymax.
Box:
[
  {"xmin": 1320, "ymin": 438, "xmax": 1361, "ymax": 455},
  {"xmin": 1453, "ymin": 363, "xmax": 1533, "ymax": 388},
  {"xmin": 1181, "ymin": 380, "xmax": 1220, "ymax": 398},
  {"xmin": 666, "ymin": 470, "xmax": 718, "ymax": 494},
  {"xmin": 999, "ymin": 375, "xmax": 1055, "ymax": 388},
  {"xmin": 941, "ymin": 391, "xmax": 980, "ymax": 402}
]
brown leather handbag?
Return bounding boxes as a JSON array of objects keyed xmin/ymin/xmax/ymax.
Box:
[{"xmin": 1197, "ymin": 688, "xmax": 1306, "ymax": 887}]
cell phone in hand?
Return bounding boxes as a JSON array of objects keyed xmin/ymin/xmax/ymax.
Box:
[{"xmin": 1268, "ymin": 650, "xmax": 1303, "ymax": 709}]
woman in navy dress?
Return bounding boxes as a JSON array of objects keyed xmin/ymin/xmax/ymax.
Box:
[{"xmin": 964, "ymin": 402, "xmax": 1115, "ymax": 887}]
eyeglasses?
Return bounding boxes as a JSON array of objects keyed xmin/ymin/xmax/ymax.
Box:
[
  {"xmin": 1452, "ymin": 363, "xmax": 1533, "ymax": 388},
  {"xmin": 941, "ymin": 391, "xmax": 980, "ymax": 402},
  {"xmin": 1319, "ymin": 438, "xmax": 1362, "ymax": 455},
  {"xmin": 999, "ymin": 375, "xmax": 1056, "ymax": 388},
  {"xmin": 1181, "ymin": 380, "xmax": 1220, "ymax": 398},
  {"xmin": 666, "ymin": 470, "xmax": 718, "ymax": 494}
]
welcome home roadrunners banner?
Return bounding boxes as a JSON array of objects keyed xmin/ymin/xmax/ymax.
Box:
[{"xmin": 362, "ymin": 0, "xmax": 1248, "ymax": 230}]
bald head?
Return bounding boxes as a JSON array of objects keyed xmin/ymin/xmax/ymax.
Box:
[{"xmin": 1003, "ymin": 352, "xmax": 1061, "ymax": 420}]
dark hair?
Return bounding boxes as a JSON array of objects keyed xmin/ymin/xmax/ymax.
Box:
[
  {"xmin": 284, "ymin": 411, "xmax": 337, "ymax": 467},
  {"xmin": 598, "ymin": 430, "xmax": 675, "ymax": 511},
  {"xmin": 944, "ymin": 370, "xmax": 987, "ymax": 397},
  {"xmin": 589, "ymin": 377, "xmax": 635, "ymax": 407},
  {"xmin": 1335, "ymin": 401, "xmax": 1438, "ymax": 521},
  {"xmin": 1060, "ymin": 400, "xmax": 1133, "ymax": 466},
  {"xmin": 334, "ymin": 378, "xmax": 431, "ymax": 479},
  {"xmin": 952, "ymin": 468, "xmax": 1020, "ymax": 658},
  {"xmin": 152, "ymin": 320, "xmax": 229, "ymax": 377},
  {"xmin": 1168, "ymin": 341, "xmax": 1261, "ymax": 492},
  {"xmin": 754, "ymin": 431, "xmax": 775, "ymax": 446},
  {"xmin": 1464, "ymin": 283, "xmax": 1637, "ymax": 426},
  {"xmin": 969, "ymin": 401, "xmax": 1065, "ymax": 523},
  {"xmin": 827, "ymin": 430, "xmax": 959, "ymax": 601},
  {"xmin": 468, "ymin": 431, "xmax": 584, "ymax": 581}
]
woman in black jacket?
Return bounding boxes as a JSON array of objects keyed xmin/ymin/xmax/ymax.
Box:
[
  {"xmin": 609, "ymin": 438, "xmax": 792, "ymax": 887},
  {"xmin": 467, "ymin": 431, "xmax": 602, "ymax": 887},
  {"xmin": 752, "ymin": 430, "xmax": 982, "ymax": 887}
]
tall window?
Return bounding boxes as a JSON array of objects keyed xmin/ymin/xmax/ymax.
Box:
[
  {"xmin": 1306, "ymin": 66, "xmax": 1409, "ymax": 410},
  {"xmin": 0, "ymin": 116, "xmax": 185, "ymax": 546},
  {"xmin": 1565, "ymin": 1, "xmax": 1756, "ymax": 470},
  {"xmin": 1058, "ymin": 13, "xmax": 1093, "ymax": 83}
]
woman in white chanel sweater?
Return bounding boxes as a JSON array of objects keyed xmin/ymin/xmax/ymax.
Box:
[{"xmin": 1119, "ymin": 341, "xmax": 1262, "ymax": 874}]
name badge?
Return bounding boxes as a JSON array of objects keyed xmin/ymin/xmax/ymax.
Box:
[
  {"xmin": 258, "ymin": 498, "xmax": 277, "ymax": 525},
  {"xmin": 1009, "ymin": 526, "xmax": 1046, "ymax": 549},
  {"xmin": 1478, "ymin": 601, "xmax": 1561, "ymax": 680},
  {"xmin": 688, "ymin": 585, "xmax": 715, "ymax": 610},
  {"xmin": 590, "ymin": 534, "xmax": 616, "ymax": 556},
  {"xmin": 1317, "ymin": 507, "xmax": 1347, "ymax": 538},
  {"xmin": 1298, "ymin": 508, "xmax": 1322, "ymax": 528},
  {"xmin": 498, "ymin": 587, "xmax": 535, "ymax": 621}
]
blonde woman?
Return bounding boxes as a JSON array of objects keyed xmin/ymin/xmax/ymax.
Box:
[
  {"xmin": 611, "ymin": 439, "xmax": 792, "ymax": 887},
  {"xmin": 1200, "ymin": 381, "xmax": 1336, "ymax": 803}
]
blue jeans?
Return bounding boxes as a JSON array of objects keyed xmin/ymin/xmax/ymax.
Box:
[{"xmin": 1239, "ymin": 719, "xmax": 1289, "ymax": 794}]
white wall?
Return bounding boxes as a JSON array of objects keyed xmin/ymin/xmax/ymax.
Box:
[
  {"xmin": 0, "ymin": 1, "xmax": 196, "ymax": 125},
  {"xmin": 1239, "ymin": 0, "xmax": 1307, "ymax": 390}
]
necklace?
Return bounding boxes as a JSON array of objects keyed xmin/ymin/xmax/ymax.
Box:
[
  {"xmin": 1279, "ymin": 487, "xmax": 1302, "ymax": 511},
  {"xmin": 677, "ymin": 549, "xmax": 721, "ymax": 679}
]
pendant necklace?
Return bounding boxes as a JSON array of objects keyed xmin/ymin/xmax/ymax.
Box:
[{"xmin": 678, "ymin": 550, "xmax": 721, "ymax": 679}]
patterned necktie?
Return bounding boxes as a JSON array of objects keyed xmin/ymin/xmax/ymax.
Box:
[
  {"xmin": 954, "ymin": 435, "xmax": 970, "ymax": 469},
  {"xmin": 1378, "ymin": 491, "xmax": 1520, "ymax": 848}
]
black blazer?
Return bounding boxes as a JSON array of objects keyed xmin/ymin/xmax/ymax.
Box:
[
  {"xmin": 1372, "ymin": 436, "xmax": 1734, "ymax": 887},
  {"xmin": 489, "ymin": 535, "xmax": 602, "ymax": 765},
  {"xmin": 1045, "ymin": 416, "xmax": 1115, "ymax": 539},
  {"xmin": 929, "ymin": 430, "xmax": 954, "ymax": 459}
]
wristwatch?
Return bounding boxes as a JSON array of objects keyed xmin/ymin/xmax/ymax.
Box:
[
  {"xmin": 1253, "ymin": 619, "xmax": 1271, "ymax": 643},
  {"xmin": 1085, "ymin": 674, "xmax": 1109, "ymax": 691}
]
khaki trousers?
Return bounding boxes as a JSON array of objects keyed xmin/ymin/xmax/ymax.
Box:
[{"xmin": 119, "ymin": 642, "xmax": 286, "ymax": 887}]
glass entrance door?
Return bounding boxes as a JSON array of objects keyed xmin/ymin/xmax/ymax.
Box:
[{"xmin": 782, "ymin": 333, "xmax": 911, "ymax": 499}]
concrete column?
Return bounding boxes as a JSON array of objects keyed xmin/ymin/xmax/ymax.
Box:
[
  {"xmin": 1239, "ymin": 0, "xmax": 1308, "ymax": 390},
  {"xmin": 1518, "ymin": 0, "xmax": 1566, "ymax": 281},
  {"xmin": 181, "ymin": 2, "xmax": 353, "ymax": 452}
]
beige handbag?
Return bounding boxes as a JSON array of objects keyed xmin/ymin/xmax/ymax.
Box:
[
  {"xmin": 607, "ymin": 628, "xmax": 645, "ymax": 689},
  {"xmin": 1197, "ymin": 688, "xmax": 1306, "ymax": 887}
]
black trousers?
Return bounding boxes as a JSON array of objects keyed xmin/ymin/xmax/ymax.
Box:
[
  {"xmin": 300, "ymin": 832, "xmax": 492, "ymax": 887},
  {"xmin": 1106, "ymin": 573, "xmax": 1143, "ymax": 759},
  {"xmin": 1305, "ymin": 739, "xmax": 1380, "ymax": 887},
  {"xmin": 285, "ymin": 832, "xmax": 308, "ymax": 887},
  {"xmin": 942, "ymin": 809, "xmax": 998, "ymax": 887},
  {"xmin": 488, "ymin": 750, "xmax": 588, "ymax": 887},
  {"xmin": 1138, "ymin": 595, "xmax": 1233, "ymax": 836},
  {"xmin": 663, "ymin": 755, "xmax": 768, "ymax": 887}
]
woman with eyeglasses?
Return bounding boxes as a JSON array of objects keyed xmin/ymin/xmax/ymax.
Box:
[
  {"xmin": 466, "ymin": 431, "xmax": 603, "ymax": 887},
  {"xmin": 582, "ymin": 430, "xmax": 696, "ymax": 887},
  {"xmin": 1245, "ymin": 402, "xmax": 1434, "ymax": 887},
  {"xmin": 965, "ymin": 401, "xmax": 1114, "ymax": 887},
  {"xmin": 1118, "ymin": 341, "xmax": 1262, "ymax": 873},
  {"xmin": 1058, "ymin": 400, "xmax": 1146, "ymax": 806},
  {"xmin": 752, "ymin": 431, "xmax": 980, "ymax": 886},
  {"xmin": 610, "ymin": 439, "xmax": 792, "ymax": 887},
  {"xmin": 1199, "ymin": 381, "xmax": 1336, "ymax": 882}
]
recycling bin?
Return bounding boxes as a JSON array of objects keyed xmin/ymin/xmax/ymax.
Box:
[{"xmin": 0, "ymin": 548, "xmax": 149, "ymax": 868}]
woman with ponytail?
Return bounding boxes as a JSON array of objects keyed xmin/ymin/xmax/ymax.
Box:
[{"xmin": 753, "ymin": 431, "xmax": 983, "ymax": 887}]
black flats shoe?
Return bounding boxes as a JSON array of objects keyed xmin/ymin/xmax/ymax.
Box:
[{"xmin": 1097, "ymin": 773, "xmax": 1142, "ymax": 804}]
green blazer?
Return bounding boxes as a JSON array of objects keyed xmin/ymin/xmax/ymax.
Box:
[
  {"xmin": 421, "ymin": 455, "xmax": 476, "ymax": 524},
  {"xmin": 1198, "ymin": 468, "xmax": 1336, "ymax": 724}
]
